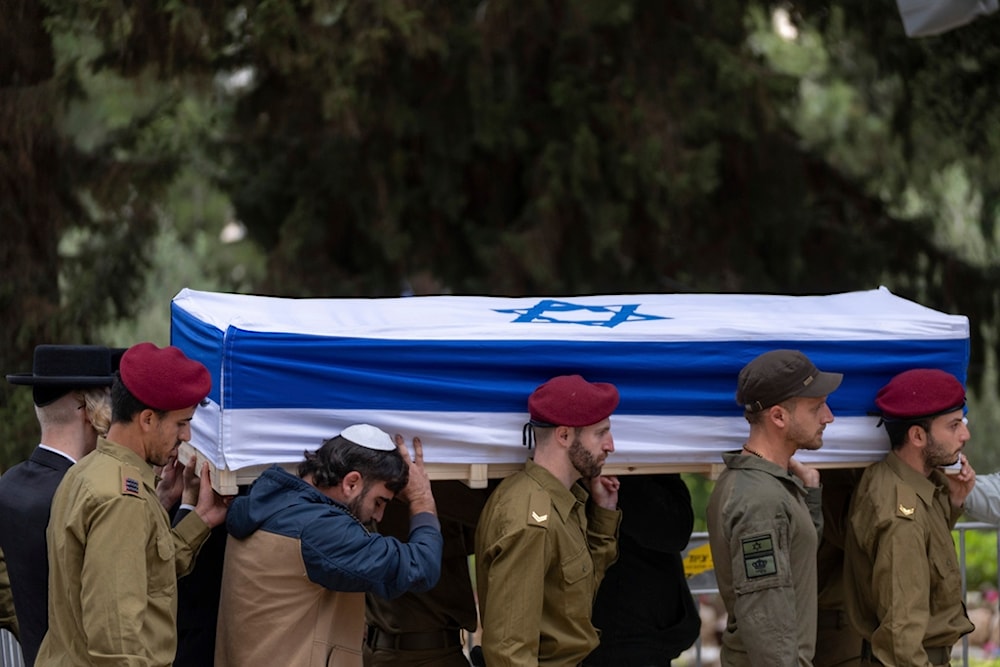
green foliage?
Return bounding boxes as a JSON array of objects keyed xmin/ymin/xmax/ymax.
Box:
[
  {"xmin": 6, "ymin": 0, "xmax": 1000, "ymax": 470},
  {"xmin": 683, "ymin": 473, "xmax": 713, "ymax": 533},
  {"xmin": 957, "ymin": 526, "xmax": 999, "ymax": 593}
]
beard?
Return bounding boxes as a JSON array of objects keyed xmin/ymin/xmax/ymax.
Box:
[
  {"xmin": 569, "ymin": 437, "xmax": 604, "ymax": 480},
  {"xmin": 788, "ymin": 418, "xmax": 824, "ymax": 451},
  {"xmin": 347, "ymin": 490, "xmax": 372, "ymax": 526},
  {"xmin": 924, "ymin": 432, "xmax": 960, "ymax": 469}
]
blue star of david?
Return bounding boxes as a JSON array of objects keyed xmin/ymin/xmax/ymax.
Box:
[{"xmin": 494, "ymin": 299, "xmax": 669, "ymax": 328}]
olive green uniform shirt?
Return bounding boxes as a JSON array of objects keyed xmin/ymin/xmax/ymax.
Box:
[
  {"xmin": 707, "ymin": 452, "xmax": 823, "ymax": 667},
  {"xmin": 475, "ymin": 460, "xmax": 621, "ymax": 667},
  {"xmin": 0, "ymin": 547, "xmax": 18, "ymax": 639},
  {"xmin": 36, "ymin": 438, "xmax": 210, "ymax": 667},
  {"xmin": 843, "ymin": 451, "xmax": 973, "ymax": 666}
]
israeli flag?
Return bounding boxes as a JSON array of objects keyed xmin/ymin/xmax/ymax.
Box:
[{"xmin": 171, "ymin": 287, "xmax": 969, "ymax": 474}]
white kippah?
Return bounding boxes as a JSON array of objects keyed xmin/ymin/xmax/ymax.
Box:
[{"xmin": 341, "ymin": 423, "xmax": 396, "ymax": 451}]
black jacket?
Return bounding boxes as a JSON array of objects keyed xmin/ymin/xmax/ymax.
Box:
[
  {"xmin": 584, "ymin": 474, "xmax": 701, "ymax": 667},
  {"xmin": 0, "ymin": 446, "xmax": 74, "ymax": 666}
]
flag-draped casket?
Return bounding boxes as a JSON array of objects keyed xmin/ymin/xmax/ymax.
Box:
[{"xmin": 170, "ymin": 287, "xmax": 969, "ymax": 489}]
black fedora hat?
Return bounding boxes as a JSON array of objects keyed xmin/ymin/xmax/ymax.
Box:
[{"xmin": 7, "ymin": 345, "xmax": 117, "ymax": 406}]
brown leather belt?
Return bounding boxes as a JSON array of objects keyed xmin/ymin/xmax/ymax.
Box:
[
  {"xmin": 366, "ymin": 626, "xmax": 463, "ymax": 651},
  {"xmin": 861, "ymin": 639, "xmax": 950, "ymax": 665}
]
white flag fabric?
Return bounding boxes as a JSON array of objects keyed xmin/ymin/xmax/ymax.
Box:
[
  {"xmin": 896, "ymin": 0, "xmax": 997, "ymax": 37},
  {"xmin": 170, "ymin": 287, "xmax": 969, "ymax": 472}
]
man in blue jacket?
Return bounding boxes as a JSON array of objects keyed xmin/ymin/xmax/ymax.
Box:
[{"xmin": 216, "ymin": 424, "xmax": 443, "ymax": 667}]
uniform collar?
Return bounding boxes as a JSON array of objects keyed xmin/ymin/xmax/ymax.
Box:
[
  {"xmin": 523, "ymin": 459, "xmax": 587, "ymax": 522},
  {"xmin": 721, "ymin": 450, "xmax": 809, "ymax": 495},
  {"xmin": 884, "ymin": 450, "xmax": 943, "ymax": 506},
  {"xmin": 97, "ymin": 436, "xmax": 156, "ymax": 489}
]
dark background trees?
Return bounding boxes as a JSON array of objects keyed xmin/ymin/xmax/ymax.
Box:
[{"xmin": 2, "ymin": 0, "xmax": 998, "ymax": 468}]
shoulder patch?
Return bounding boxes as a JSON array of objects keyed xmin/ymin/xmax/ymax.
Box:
[
  {"xmin": 895, "ymin": 483, "xmax": 917, "ymax": 520},
  {"xmin": 741, "ymin": 533, "xmax": 778, "ymax": 579},
  {"xmin": 121, "ymin": 466, "xmax": 143, "ymax": 498},
  {"xmin": 527, "ymin": 490, "xmax": 551, "ymax": 529}
]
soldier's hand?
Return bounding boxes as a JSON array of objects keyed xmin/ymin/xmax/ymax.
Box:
[
  {"xmin": 394, "ymin": 434, "xmax": 437, "ymax": 517},
  {"xmin": 155, "ymin": 455, "xmax": 184, "ymax": 511},
  {"xmin": 180, "ymin": 456, "xmax": 200, "ymax": 506},
  {"xmin": 193, "ymin": 462, "xmax": 233, "ymax": 528},
  {"xmin": 947, "ymin": 453, "xmax": 976, "ymax": 508},
  {"xmin": 589, "ymin": 475, "xmax": 620, "ymax": 510},
  {"xmin": 788, "ymin": 457, "xmax": 820, "ymax": 488}
]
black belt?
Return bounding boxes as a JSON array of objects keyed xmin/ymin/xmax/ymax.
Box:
[
  {"xmin": 861, "ymin": 639, "xmax": 950, "ymax": 665},
  {"xmin": 366, "ymin": 626, "xmax": 463, "ymax": 651},
  {"xmin": 816, "ymin": 608, "xmax": 847, "ymax": 629}
]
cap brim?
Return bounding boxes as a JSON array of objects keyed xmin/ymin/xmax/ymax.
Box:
[
  {"xmin": 797, "ymin": 371, "xmax": 843, "ymax": 398},
  {"xmin": 6, "ymin": 373, "xmax": 115, "ymax": 386}
]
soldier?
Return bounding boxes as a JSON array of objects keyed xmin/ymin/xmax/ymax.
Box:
[
  {"xmin": 707, "ymin": 349, "xmax": 842, "ymax": 666},
  {"xmin": 0, "ymin": 344, "xmax": 117, "ymax": 666},
  {"xmin": 814, "ymin": 467, "xmax": 864, "ymax": 667},
  {"xmin": 844, "ymin": 368, "xmax": 976, "ymax": 666},
  {"xmin": 364, "ymin": 481, "xmax": 489, "ymax": 667},
  {"xmin": 475, "ymin": 374, "xmax": 621, "ymax": 667},
  {"xmin": 35, "ymin": 342, "xmax": 230, "ymax": 666},
  {"xmin": 0, "ymin": 551, "xmax": 17, "ymax": 641}
]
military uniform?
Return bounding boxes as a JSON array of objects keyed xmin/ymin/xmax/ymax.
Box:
[
  {"xmin": 706, "ymin": 451, "xmax": 822, "ymax": 666},
  {"xmin": 365, "ymin": 482, "xmax": 486, "ymax": 667},
  {"xmin": 475, "ymin": 459, "xmax": 621, "ymax": 667},
  {"xmin": 844, "ymin": 452, "xmax": 972, "ymax": 667},
  {"xmin": 35, "ymin": 438, "xmax": 210, "ymax": 667},
  {"xmin": 0, "ymin": 548, "xmax": 18, "ymax": 640},
  {"xmin": 814, "ymin": 468, "xmax": 864, "ymax": 667}
]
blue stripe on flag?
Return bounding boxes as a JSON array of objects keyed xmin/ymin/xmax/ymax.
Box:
[{"xmin": 170, "ymin": 326, "xmax": 968, "ymax": 418}]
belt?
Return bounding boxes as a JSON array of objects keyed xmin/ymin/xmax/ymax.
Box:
[
  {"xmin": 816, "ymin": 608, "xmax": 847, "ymax": 629},
  {"xmin": 366, "ymin": 626, "xmax": 463, "ymax": 651},
  {"xmin": 861, "ymin": 639, "xmax": 951, "ymax": 665}
]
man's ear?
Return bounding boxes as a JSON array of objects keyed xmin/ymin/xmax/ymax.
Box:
[
  {"xmin": 137, "ymin": 409, "xmax": 157, "ymax": 432},
  {"xmin": 907, "ymin": 424, "xmax": 928, "ymax": 449},
  {"xmin": 554, "ymin": 425, "xmax": 573, "ymax": 448},
  {"xmin": 341, "ymin": 470, "xmax": 363, "ymax": 498},
  {"xmin": 767, "ymin": 404, "xmax": 787, "ymax": 429}
]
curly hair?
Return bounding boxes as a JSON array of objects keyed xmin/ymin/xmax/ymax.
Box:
[
  {"xmin": 80, "ymin": 387, "xmax": 112, "ymax": 437},
  {"xmin": 298, "ymin": 435, "xmax": 408, "ymax": 493}
]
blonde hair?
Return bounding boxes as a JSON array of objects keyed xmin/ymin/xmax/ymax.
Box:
[{"xmin": 80, "ymin": 387, "xmax": 112, "ymax": 437}]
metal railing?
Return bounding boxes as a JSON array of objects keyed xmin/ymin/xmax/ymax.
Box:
[{"xmin": 0, "ymin": 629, "xmax": 22, "ymax": 667}]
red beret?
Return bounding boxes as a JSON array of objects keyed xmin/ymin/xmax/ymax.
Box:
[
  {"xmin": 119, "ymin": 342, "xmax": 211, "ymax": 411},
  {"xmin": 528, "ymin": 374, "xmax": 620, "ymax": 427},
  {"xmin": 874, "ymin": 368, "xmax": 965, "ymax": 420}
]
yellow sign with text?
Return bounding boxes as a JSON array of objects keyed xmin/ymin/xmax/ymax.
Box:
[{"xmin": 683, "ymin": 543, "xmax": 714, "ymax": 578}]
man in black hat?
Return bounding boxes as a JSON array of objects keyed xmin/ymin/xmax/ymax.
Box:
[
  {"xmin": 844, "ymin": 368, "xmax": 976, "ymax": 666},
  {"xmin": 707, "ymin": 349, "xmax": 842, "ymax": 667},
  {"xmin": 0, "ymin": 345, "xmax": 118, "ymax": 666}
]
